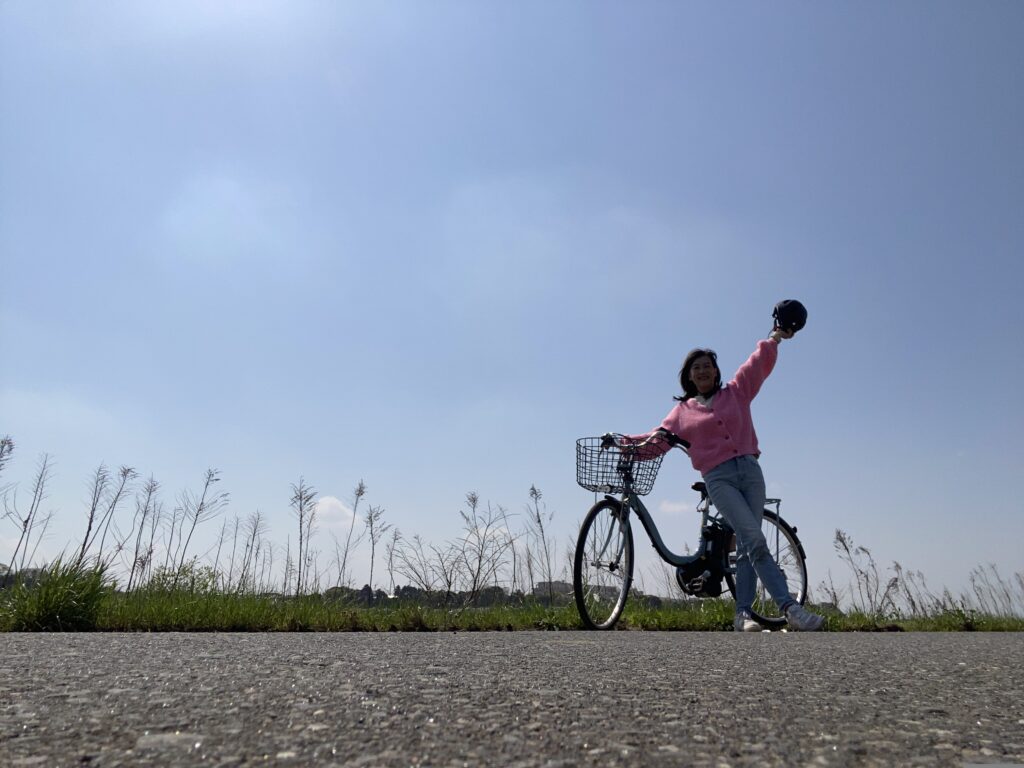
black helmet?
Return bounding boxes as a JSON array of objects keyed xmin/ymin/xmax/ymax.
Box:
[{"xmin": 772, "ymin": 299, "xmax": 807, "ymax": 333}]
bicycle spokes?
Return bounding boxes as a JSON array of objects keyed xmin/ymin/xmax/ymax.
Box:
[
  {"xmin": 574, "ymin": 501, "xmax": 634, "ymax": 629},
  {"xmin": 588, "ymin": 516, "xmax": 626, "ymax": 571}
]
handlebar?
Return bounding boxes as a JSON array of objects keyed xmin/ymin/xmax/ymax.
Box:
[{"xmin": 602, "ymin": 429, "xmax": 691, "ymax": 452}]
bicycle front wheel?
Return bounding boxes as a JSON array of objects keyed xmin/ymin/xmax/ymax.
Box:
[
  {"xmin": 573, "ymin": 498, "xmax": 634, "ymax": 630},
  {"xmin": 724, "ymin": 510, "xmax": 808, "ymax": 629}
]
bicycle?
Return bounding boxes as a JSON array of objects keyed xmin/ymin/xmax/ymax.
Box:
[{"xmin": 573, "ymin": 432, "xmax": 809, "ymax": 630}]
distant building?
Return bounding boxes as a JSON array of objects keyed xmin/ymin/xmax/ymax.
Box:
[{"xmin": 532, "ymin": 581, "xmax": 573, "ymax": 597}]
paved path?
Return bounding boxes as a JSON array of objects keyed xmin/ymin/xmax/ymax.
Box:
[{"xmin": 1, "ymin": 632, "xmax": 1022, "ymax": 767}]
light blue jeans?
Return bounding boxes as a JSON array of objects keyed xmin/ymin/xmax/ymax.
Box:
[{"xmin": 703, "ymin": 455, "xmax": 795, "ymax": 615}]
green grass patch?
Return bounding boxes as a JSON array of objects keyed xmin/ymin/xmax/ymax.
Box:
[
  {"xmin": 1, "ymin": 558, "xmax": 111, "ymax": 631},
  {"xmin": 3, "ymin": 584, "xmax": 1023, "ymax": 632},
  {"xmin": 618, "ymin": 600, "xmax": 734, "ymax": 631},
  {"xmin": 93, "ymin": 592, "xmax": 586, "ymax": 632}
]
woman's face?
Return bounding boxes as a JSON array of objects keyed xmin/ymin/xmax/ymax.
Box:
[{"xmin": 689, "ymin": 356, "xmax": 718, "ymax": 394}]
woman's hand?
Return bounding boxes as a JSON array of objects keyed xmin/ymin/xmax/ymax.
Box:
[{"xmin": 769, "ymin": 327, "xmax": 795, "ymax": 342}]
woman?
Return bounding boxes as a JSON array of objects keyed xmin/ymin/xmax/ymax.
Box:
[{"xmin": 628, "ymin": 307, "xmax": 824, "ymax": 632}]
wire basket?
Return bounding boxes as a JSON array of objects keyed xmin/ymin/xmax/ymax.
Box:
[{"xmin": 575, "ymin": 436, "xmax": 668, "ymax": 496}]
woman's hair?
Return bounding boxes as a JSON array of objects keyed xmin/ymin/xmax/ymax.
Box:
[{"xmin": 674, "ymin": 348, "xmax": 722, "ymax": 402}]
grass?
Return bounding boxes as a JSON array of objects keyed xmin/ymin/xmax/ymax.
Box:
[
  {"xmin": 96, "ymin": 594, "xmax": 584, "ymax": 632},
  {"xmin": 2, "ymin": 557, "xmax": 110, "ymax": 631},
  {"xmin": 617, "ymin": 600, "xmax": 735, "ymax": 631},
  {"xmin": 4, "ymin": 562, "xmax": 1023, "ymax": 632}
]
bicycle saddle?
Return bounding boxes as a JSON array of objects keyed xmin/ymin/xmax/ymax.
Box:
[{"xmin": 691, "ymin": 481, "xmax": 708, "ymax": 497}]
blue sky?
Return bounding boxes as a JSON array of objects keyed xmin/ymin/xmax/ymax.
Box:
[{"xmin": 2, "ymin": 2, "xmax": 1022, "ymax": 600}]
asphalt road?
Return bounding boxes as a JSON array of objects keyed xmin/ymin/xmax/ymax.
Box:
[{"xmin": 1, "ymin": 632, "xmax": 1022, "ymax": 767}]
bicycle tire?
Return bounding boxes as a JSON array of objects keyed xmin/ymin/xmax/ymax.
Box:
[
  {"xmin": 723, "ymin": 510, "xmax": 808, "ymax": 629},
  {"xmin": 573, "ymin": 498, "xmax": 634, "ymax": 630}
]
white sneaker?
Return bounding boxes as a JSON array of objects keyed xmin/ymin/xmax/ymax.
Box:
[
  {"xmin": 734, "ymin": 611, "xmax": 761, "ymax": 633},
  {"xmin": 785, "ymin": 603, "xmax": 825, "ymax": 632}
]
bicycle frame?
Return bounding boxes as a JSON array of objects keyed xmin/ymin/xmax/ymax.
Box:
[
  {"xmin": 610, "ymin": 486, "xmax": 784, "ymax": 571},
  {"xmin": 616, "ymin": 491, "xmax": 709, "ymax": 569}
]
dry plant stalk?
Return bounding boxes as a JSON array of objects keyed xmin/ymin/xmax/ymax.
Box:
[
  {"xmin": 290, "ymin": 477, "xmax": 318, "ymax": 595},
  {"xmin": 525, "ymin": 485, "xmax": 555, "ymax": 604},
  {"xmin": 832, "ymin": 528, "xmax": 898, "ymax": 616},
  {"xmin": 4, "ymin": 453, "xmax": 55, "ymax": 574},
  {"xmin": 125, "ymin": 477, "xmax": 160, "ymax": 592},
  {"xmin": 363, "ymin": 504, "xmax": 391, "ymax": 600},
  {"xmin": 394, "ymin": 534, "xmax": 440, "ymax": 592},
  {"xmin": 171, "ymin": 469, "xmax": 228, "ymax": 588},
  {"xmin": 457, "ymin": 491, "xmax": 513, "ymax": 607},
  {"xmin": 333, "ymin": 480, "xmax": 366, "ymax": 589}
]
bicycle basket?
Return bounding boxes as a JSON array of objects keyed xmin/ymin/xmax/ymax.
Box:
[{"xmin": 575, "ymin": 436, "xmax": 668, "ymax": 496}]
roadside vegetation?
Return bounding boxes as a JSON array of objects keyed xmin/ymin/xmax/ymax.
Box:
[{"xmin": 2, "ymin": 436, "xmax": 1022, "ymax": 632}]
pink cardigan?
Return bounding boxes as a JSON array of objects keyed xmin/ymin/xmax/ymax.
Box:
[{"xmin": 630, "ymin": 339, "xmax": 779, "ymax": 475}]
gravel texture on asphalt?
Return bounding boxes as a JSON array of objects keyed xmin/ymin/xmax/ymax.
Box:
[{"xmin": 1, "ymin": 632, "xmax": 1022, "ymax": 767}]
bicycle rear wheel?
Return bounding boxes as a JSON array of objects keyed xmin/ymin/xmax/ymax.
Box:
[
  {"xmin": 573, "ymin": 499, "xmax": 634, "ymax": 630},
  {"xmin": 724, "ymin": 510, "xmax": 808, "ymax": 629}
]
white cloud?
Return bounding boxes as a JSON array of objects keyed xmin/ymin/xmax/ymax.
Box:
[
  {"xmin": 658, "ymin": 499, "xmax": 693, "ymax": 516},
  {"xmin": 305, "ymin": 498, "xmax": 387, "ymax": 590},
  {"xmin": 314, "ymin": 495, "xmax": 357, "ymax": 532}
]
